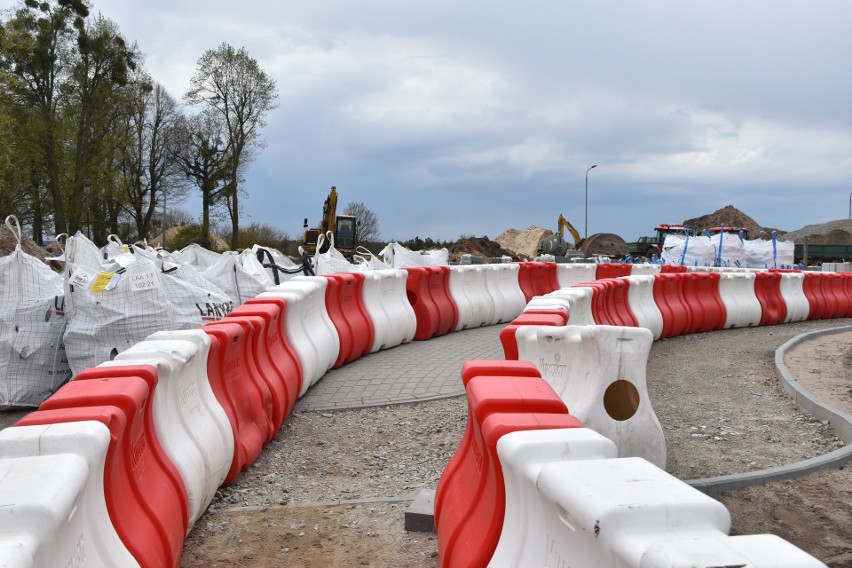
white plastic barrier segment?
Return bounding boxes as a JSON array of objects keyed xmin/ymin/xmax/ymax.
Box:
[
  {"xmin": 260, "ymin": 277, "xmax": 340, "ymax": 393},
  {"xmin": 546, "ymin": 287, "xmax": 595, "ymax": 325},
  {"xmin": 0, "ymin": 421, "xmax": 139, "ymax": 567},
  {"xmin": 359, "ymin": 269, "xmax": 416, "ymax": 352},
  {"xmin": 100, "ymin": 329, "xmax": 234, "ymax": 529},
  {"xmin": 537, "ymin": 457, "xmax": 731, "ymax": 568},
  {"xmin": 524, "ymin": 297, "xmax": 571, "ymax": 319},
  {"xmin": 449, "ymin": 265, "xmax": 495, "ymax": 330},
  {"xmin": 629, "ymin": 264, "xmax": 661, "ymax": 276},
  {"xmin": 779, "ymin": 272, "xmax": 810, "ymax": 323},
  {"xmin": 640, "ymin": 534, "xmax": 828, "ymax": 567},
  {"xmin": 515, "ymin": 324, "xmax": 666, "ymax": 468},
  {"xmin": 718, "ymin": 272, "xmax": 762, "ymax": 329},
  {"xmin": 555, "ymin": 263, "xmax": 597, "ymax": 289},
  {"xmin": 482, "ymin": 264, "xmax": 526, "ymax": 324},
  {"xmin": 624, "ymin": 275, "xmax": 664, "ymax": 340},
  {"xmin": 489, "ymin": 428, "xmax": 618, "ymax": 567}
]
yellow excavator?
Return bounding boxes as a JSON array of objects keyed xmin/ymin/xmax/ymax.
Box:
[
  {"xmin": 302, "ymin": 186, "xmax": 358, "ymax": 256},
  {"xmin": 537, "ymin": 213, "xmax": 628, "ymax": 258}
]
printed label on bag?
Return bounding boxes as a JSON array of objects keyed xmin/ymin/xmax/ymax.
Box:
[
  {"xmin": 129, "ymin": 269, "xmax": 159, "ymax": 291},
  {"xmin": 69, "ymin": 269, "xmax": 95, "ymax": 290},
  {"xmin": 91, "ymin": 271, "xmax": 121, "ymax": 292}
]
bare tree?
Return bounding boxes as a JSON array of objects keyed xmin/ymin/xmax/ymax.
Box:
[
  {"xmin": 344, "ymin": 201, "xmax": 381, "ymax": 243},
  {"xmin": 184, "ymin": 43, "xmax": 278, "ymax": 249}
]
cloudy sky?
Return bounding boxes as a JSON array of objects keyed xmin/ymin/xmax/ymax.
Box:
[{"xmin": 91, "ymin": 0, "xmax": 852, "ymax": 243}]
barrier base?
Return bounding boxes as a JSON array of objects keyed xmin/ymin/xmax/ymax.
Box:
[{"xmin": 404, "ymin": 488, "xmax": 436, "ymax": 533}]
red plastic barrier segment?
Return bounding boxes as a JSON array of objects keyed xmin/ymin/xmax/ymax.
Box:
[
  {"xmin": 840, "ymin": 273, "xmax": 852, "ymax": 318},
  {"xmin": 681, "ymin": 272, "xmax": 726, "ymax": 333},
  {"xmin": 595, "ymin": 263, "xmax": 632, "ymax": 280},
  {"xmin": 576, "ymin": 279, "xmax": 638, "ymax": 327},
  {"xmin": 436, "ymin": 361, "xmax": 543, "ymax": 524},
  {"xmin": 802, "ymin": 272, "xmax": 832, "ymax": 320},
  {"xmin": 459, "ymin": 360, "xmax": 541, "ymax": 387},
  {"xmin": 320, "ymin": 275, "xmax": 353, "ymax": 366},
  {"xmin": 21, "ymin": 371, "xmax": 188, "ymax": 568},
  {"xmin": 434, "ymin": 375, "xmax": 568, "ymax": 532},
  {"xmin": 437, "ymin": 411, "xmax": 583, "ymax": 568},
  {"xmin": 202, "ymin": 321, "xmax": 271, "ymax": 485},
  {"xmin": 754, "ymin": 271, "xmax": 787, "ymax": 326},
  {"xmin": 329, "ymin": 273, "xmax": 375, "ymax": 361},
  {"xmin": 224, "ymin": 313, "xmax": 289, "ymax": 433},
  {"xmin": 652, "ymin": 273, "xmax": 693, "ymax": 339},
  {"xmin": 516, "ymin": 262, "xmax": 559, "ymax": 303},
  {"xmin": 428, "ymin": 266, "xmax": 460, "ymax": 337},
  {"xmin": 659, "ymin": 264, "xmax": 687, "ymax": 273},
  {"xmin": 228, "ymin": 301, "xmax": 302, "ymax": 420},
  {"xmin": 823, "ymin": 273, "xmax": 846, "ymax": 318},
  {"xmin": 499, "ymin": 312, "xmax": 567, "ymax": 360},
  {"xmin": 405, "ymin": 267, "xmax": 442, "ymax": 341}
]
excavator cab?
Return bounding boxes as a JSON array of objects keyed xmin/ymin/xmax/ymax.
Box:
[{"xmin": 302, "ymin": 186, "xmax": 358, "ymax": 257}]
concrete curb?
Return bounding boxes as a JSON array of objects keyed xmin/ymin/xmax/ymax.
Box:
[{"xmin": 686, "ymin": 325, "xmax": 852, "ymax": 496}]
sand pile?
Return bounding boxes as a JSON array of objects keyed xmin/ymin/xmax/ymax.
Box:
[
  {"xmin": 783, "ymin": 220, "xmax": 852, "ymax": 245},
  {"xmin": 681, "ymin": 204, "xmax": 781, "ymax": 238},
  {"xmin": 495, "ymin": 226, "xmax": 553, "ymax": 259},
  {"xmin": 448, "ymin": 236, "xmax": 517, "ymax": 264}
]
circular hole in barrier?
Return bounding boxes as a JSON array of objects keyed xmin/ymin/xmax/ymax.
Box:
[{"xmin": 603, "ymin": 380, "xmax": 640, "ymax": 421}]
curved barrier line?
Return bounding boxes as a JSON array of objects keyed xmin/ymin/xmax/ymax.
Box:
[{"xmin": 5, "ymin": 262, "xmax": 852, "ymax": 567}]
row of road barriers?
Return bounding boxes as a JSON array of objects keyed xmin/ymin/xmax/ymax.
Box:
[
  {"xmin": 1, "ymin": 261, "xmax": 848, "ymax": 566},
  {"xmin": 434, "ymin": 361, "xmax": 828, "ymax": 568}
]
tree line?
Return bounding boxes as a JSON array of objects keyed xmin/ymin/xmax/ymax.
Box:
[{"xmin": 0, "ymin": 0, "xmax": 278, "ymax": 249}]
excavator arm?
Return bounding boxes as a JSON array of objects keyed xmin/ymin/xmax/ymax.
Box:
[{"xmin": 557, "ymin": 213, "xmax": 581, "ymax": 249}]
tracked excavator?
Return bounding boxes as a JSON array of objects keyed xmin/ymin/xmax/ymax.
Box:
[
  {"xmin": 302, "ymin": 186, "xmax": 358, "ymax": 257},
  {"xmin": 537, "ymin": 213, "xmax": 628, "ymax": 259}
]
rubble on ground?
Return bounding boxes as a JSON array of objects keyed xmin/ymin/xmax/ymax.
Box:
[
  {"xmin": 448, "ymin": 236, "xmax": 518, "ymax": 264},
  {"xmin": 782, "ymin": 220, "xmax": 852, "ymax": 245},
  {"xmin": 682, "ymin": 204, "xmax": 782, "ymax": 238}
]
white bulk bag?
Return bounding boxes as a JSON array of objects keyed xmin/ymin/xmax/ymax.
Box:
[
  {"xmin": 62, "ymin": 233, "xmax": 232, "ymax": 375},
  {"xmin": 0, "ymin": 216, "xmax": 71, "ymax": 408},
  {"xmin": 660, "ymin": 234, "xmax": 716, "ymax": 266},
  {"xmin": 381, "ymin": 242, "xmax": 449, "ymax": 268}
]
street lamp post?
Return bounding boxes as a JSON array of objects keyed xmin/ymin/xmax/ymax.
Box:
[
  {"xmin": 848, "ymin": 190, "xmax": 851, "ymax": 220},
  {"xmin": 584, "ymin": 164, "xmax": 597, "ymax": 239}
]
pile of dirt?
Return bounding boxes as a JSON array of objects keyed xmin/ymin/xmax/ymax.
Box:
[
  {"xmin": 783, "ymin": 220, "xmax": 852, "ymax": 245},
  {"xmin": 682, "ymin": 204, "xmax": 781, "ymax": 238},
  {"xmin": 448, "ymin": 235, "xmax": 517, "ymax": 264},
  {"xmin": 495, "ymin": 226, "xmax": 553, "ymax": 260},
  {"xmin": 0, "ymin": 223, "xmax": 59, "ymax": 267}
]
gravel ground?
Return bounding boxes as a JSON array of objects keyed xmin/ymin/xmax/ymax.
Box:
[{"xmin": 179, "ymin": 318, "xmax": 851, "ymax": 567}]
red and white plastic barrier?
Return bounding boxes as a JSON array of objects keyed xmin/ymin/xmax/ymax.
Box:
[
  {"xmin": 718, "ymin": 272, "xmax": 762, "ymax": 329},
  {"xmin": 515, "ymin": 324, "xmax": 666, "ymax": 468},
  {"xmin": 258, "ymin": 278, "xmax": 340, "ymax": 392},
  {"xmin": 778, "ymin": 271, "xmax": 810, "ymax": 323},
  {"xmin": 624, "ymin": 275, "xmax": 664, "ymax": 339},
  {"xmin": 0, "ymin": 421, "xmax": 139, "ymax": 567},
  {"xmin": 101, "ymin": 329, "xmax": 235, "ymax": 529},
  {"xmin": 17, "ymin": 370, "xmax": 189, "ymax": 568},
  {"xmin": 404, "ymin": 266, "xmax": 459, "ymax": 341}
]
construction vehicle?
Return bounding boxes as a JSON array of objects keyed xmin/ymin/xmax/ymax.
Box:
[
  {"xmin": 537, "ymin": 213, "xmax": 629, "ymax": 259},
  {"xmin": 302, "ymin": 186, "xmax": 358, "ymax": 257},
  {"xmin": 627, "ymin": 225, "xmax": 751, "ymax": 259},
  {"xmin": 627, "ymin": 224, "xmax": 688, "ymax": 259}
]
